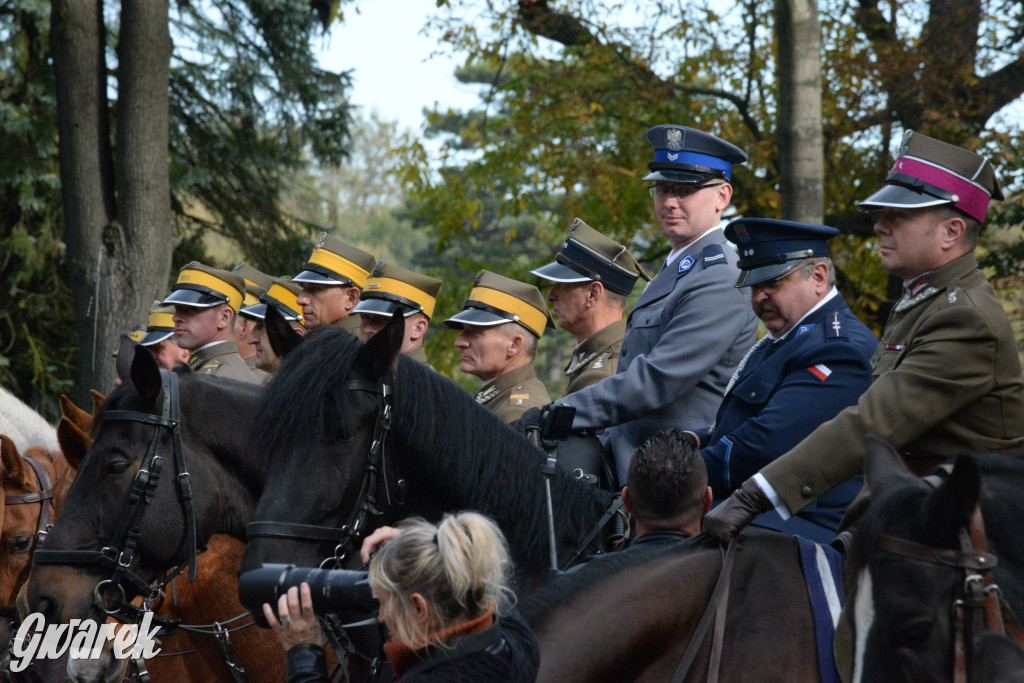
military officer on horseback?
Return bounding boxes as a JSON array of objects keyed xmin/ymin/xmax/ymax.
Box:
[
  {"xmin": 137, "ymin": 301, "xmax": 190, "ymax": 370},
  {"xmin": 352, "ymin": 261, "xmax": 442, "ymax": 366},
  {"xmin": 552, "ymin": 125, "xmax": 758, "ymax": 482},
  {"xmin": 238, "ymin": 276, "xmax": 307, "ymax": 377},
  {"xmin": 692, "ymin": 218, "xmax": 879, "ymax": 543},
  {"xmin": 232, "ymin": 263, "xmax": 275, "ymax": 382},
  {"xmin": 444, "ymin": 270, "xmax": 555, "ymax": 423},
  {"xmin": 706, "ymin": 131, "xmax": 1024, "ymax": 540},
  {"xmin": 531, "ymin": 218, "xmax": 650, "ymax": 395},
  {"xmin": 293, "ymin": 232, "xmax": 376, "ymax": 335},
  {"xmin": 163, "ymin": 262, "xmax": 261, "ymax": 384}
]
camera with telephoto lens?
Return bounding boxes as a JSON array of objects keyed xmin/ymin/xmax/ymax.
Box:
[{"xmin": 239, "ymin": 564, "xmax": 379, "ymax": 629}]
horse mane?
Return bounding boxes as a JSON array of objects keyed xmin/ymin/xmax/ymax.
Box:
[
  {"xmin": 0, "ymin": 386, "xmax": 58, "ymax": 453},
  {"xmin": 253, "ymin": 326, "xmax": 609, "ymax": 579},
  {"xmin": 519, "ymin": 536, "xmax": 717, "ymax": 625}
]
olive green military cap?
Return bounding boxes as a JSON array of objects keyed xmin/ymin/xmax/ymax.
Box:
[
  {"xmin": 444, "ymin": 270, "xmax": 555, "ymax": 338},
  {"xmin": 163, "ymin": 262, "xmax": 246, "ymax": 312},
  {"xmin": 293, "ymin": 232, "xmax": 376, "ymax": 289},
  {"xmin": 139, "ymin": 301, "xmax": 177, "ymax": 347},
  {"xmin": 531, "ymin": 218, "xmax": 651, "ymax": 296},
  {"xmin": 352, "ymin": 262, "xmax": 443, "ymax": 319},
  {"xmin": 240, "ymin": 276, "xmax": 304, "ymax": 323},
  {"xmin": 233, "ymin": 263, "xmax": 274, "ymax": 308},
  {"xmin": 859, "ymin": 130, "xmax": 1004, "ymax": 223}
]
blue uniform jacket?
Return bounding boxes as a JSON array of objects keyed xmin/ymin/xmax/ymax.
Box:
[{"xmin": 700, "ymin": 294, "xmax": 878, "ymax": 542}]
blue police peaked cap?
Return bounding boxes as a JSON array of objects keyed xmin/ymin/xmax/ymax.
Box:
[
  {"xmin": 643, "ymin": 125, "xmax": 748, "ymax": 183},
  {"xmin": 725, "ymin": 218, "xmax": 839, "ymax": 288}
]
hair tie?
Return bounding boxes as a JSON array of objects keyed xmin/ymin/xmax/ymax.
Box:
[{"xmin": 433, "ymin": 532, "xmax": 439, "ymax": 545}]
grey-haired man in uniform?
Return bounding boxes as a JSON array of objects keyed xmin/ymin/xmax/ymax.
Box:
[
  {"xmin": 352, "ymin": 262, "xmax": 442, "ymax": 366},
  {"xmin": 532, "ymin": 218, "xmax": 650, "ymax": 395},
  {"xmin": 293, "ymin": 233, "xmax": 376, "ymax": 335},
  {"xmin": 553, "ymin": 125, "xmax": 758, "ymax": 482},
  {"xmin": 239, "ymin": 276, "xmax": 307, "ymax": 377}
]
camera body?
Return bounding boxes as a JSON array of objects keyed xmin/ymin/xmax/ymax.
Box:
[{"xmin": 238, "ymin": 564, "xmax": 379, "ymax": 628}]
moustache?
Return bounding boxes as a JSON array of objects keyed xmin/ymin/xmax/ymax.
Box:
[{"xmin": 756, "ymin": 302, "xmax": 778, "ymax": 318}]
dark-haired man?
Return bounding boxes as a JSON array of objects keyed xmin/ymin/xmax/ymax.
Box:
[{"xmin": 293, "ymin": 233, "xmax": 376, "ymax": 334}]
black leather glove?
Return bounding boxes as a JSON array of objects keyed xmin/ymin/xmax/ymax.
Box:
[
  {"xmin": 702, "ymin": 477, "xmax": 773, "ymax": 543},
  {"xmin": 509, "ymin": 407, "xmax": 543, "ymax": 435}
]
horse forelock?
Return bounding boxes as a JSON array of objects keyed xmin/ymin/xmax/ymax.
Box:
[{"xmin": 389, "ymin": 355, "xmax": 608, "ymax": 575}]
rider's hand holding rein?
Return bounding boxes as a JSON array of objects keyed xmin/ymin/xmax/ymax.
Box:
[
  {"xmin": 264, "ymin": 582, "xmax": 324, "ymax": 651},
  {"xmin": 702, "ymin": 477, "xmax": 773, "ymax": 542}
]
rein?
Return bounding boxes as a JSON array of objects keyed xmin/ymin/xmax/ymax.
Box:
[
  {"xmin": 32, "ymin": 370, "xmax": 205, "ymax": 604},
  {"xmin": 246, "ymin": 379, "xmax": 404, "ymax": 568},
  {"xmin": 878, "ymin": 505, "xmax": 1021, "ymax": 683}
]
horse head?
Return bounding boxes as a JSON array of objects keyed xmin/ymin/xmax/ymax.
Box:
[
  {"xmin": 242, "ymin": 315, "xmax": 405, "ymax": 573},
  {"xmin": 850, "ymin": 435, "xmax": 992, "ymax": 683},
  {"xmin": 24, "ymin": 341, "xmax": 264, "ymax": 629}
]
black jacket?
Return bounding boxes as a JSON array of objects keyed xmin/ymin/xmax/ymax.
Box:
[{"xmin": 286, "ymin": 612, "xmax": 539, "ymax": 683}]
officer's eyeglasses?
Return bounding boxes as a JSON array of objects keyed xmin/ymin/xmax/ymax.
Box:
[
  {"xmin": 648, "ymin": 182, "xmax": 724, "ymax": 201},
  {"xmin": 749, "ymin": 269, "xmax": 799, "ymax": 295}
]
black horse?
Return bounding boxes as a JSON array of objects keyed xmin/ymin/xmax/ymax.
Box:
[
  {"xmin": 240, "ymin": 315, "xmax": 610, "ymax": 595},
  {"xmin": 23, "ymin": 345, "xmax": 265, "ymax": 633},
  {"xmin": 849, "ymin": 436, "xmax": 1024, "ymax": 682}
]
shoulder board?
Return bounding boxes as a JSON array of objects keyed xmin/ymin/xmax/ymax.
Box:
[
  {"xmin": 510, "ymin": 393, "xmax": 530, "ymax": 406},
  {"xmin": 825, "ymin": 311, "xmax": 848, "ymax": 341},
  {"xmin": 701, "ymin": 243, "xmax": 727, "ymax": 267}
]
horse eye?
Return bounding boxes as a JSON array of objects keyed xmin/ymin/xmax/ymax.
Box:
[
  {"xmin": 106, "ymin": 460, "xmax": 131, "ymax": 475},
  {"xmin": 900, "ymin": 618, "xmax": 933, "ymax": 648},
  {"xmin": 8, "ymin": 535, "xmax": 32, "ymax": 554}
]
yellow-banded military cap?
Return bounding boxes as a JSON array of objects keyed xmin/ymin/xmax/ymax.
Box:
[
  {"xmin": 239, "ymin": 276, "xmax": 303, "ymax": 323},
  {"xmin": 443, "ymin": 270, "xmax": 555, "ymax": 338},
  {"xmin": 352, "ymin": 262, "xmax": 443, "ymax": 319},
  {"xmin": 163, "ymin": 262, "xmax": 246, "ymax": 311},
  {"xmin": 858, "ymin": 130, "xmax": 1004, "ymax": 223},
  {"xmin": 643, "ymin": 125, "xmax": 747, "ymax": 183},
  {"xmin": 233, "ymin": 263, "xmax": 274, "ymax": 308},
  {"xmin": 531, "ymin": 218, "xmax": 651, "ymax": 296},
  {"xmin": 293, "ymin": 232, "xmax": 376, "ymax": 289},
  {"xmin": 139, "ymin": 301, "xmax": 177, "ymax": 347}
]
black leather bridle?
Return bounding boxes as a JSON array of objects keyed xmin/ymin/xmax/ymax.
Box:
[
  {"xmin": 32, "ymin": 370, "xmax": 204, "ymax": 609},
  {"xmin": 247, "ymin": 379, "xmax": 404, "ymax": 569}
]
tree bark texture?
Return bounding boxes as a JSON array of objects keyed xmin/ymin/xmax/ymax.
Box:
[
  {"xmin": 775, "ymin": 0, "xmax": 824, "ymax": 224},
  {"xmin": 51, "ymin": 0, "xmax": 173, "ymax": 402}
]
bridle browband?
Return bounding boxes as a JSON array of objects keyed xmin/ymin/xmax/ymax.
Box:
[
  {"xmin": 877, "ymin": 478, "xmax": 1022, "ymax": 683},
  {"xmin": 32, "ymin": 370, "xmax": 205, "ymax": 606},
  {"xmin": 0, "ymin": 455, "xmax": 56, "ymax": 623},
  {"xmin": 246, "ymin": 378, "xmax": 405, "ymax": 569}
]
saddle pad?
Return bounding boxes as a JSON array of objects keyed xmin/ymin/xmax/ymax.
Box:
[{"xmin": 797, "ymin": 537, "xmax": 845, "ymax": 683}]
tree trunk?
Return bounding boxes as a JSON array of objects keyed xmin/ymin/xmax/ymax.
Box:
[
  {"xmin": 775, "ymin": 0, "xmax": 824, "ymax": 223},
  {"xmin": 50, "ymin": 0, "xmax": 117, "ymax": 401}
]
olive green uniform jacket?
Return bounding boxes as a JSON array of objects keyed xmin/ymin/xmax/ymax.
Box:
[
  {"xmin": 475, "ymin": 365, "xmax": 551, "ymax": 424},
  {"xmin": 563, "ymin": 320, "xmax": 625, "ymax": 396},
  {"xmin": 246, "ymin": 356, "xmax": 270, "ymax": 384},
  {"xmin": 188, "ymin": 341, "xmax": 261, "ymax": 384},
  {"xmin": 406, "ymin": 346, "xmax": 432, "ymax": 368},
  {"xmin": 761, "ymin": 252, "xmax": 1024, "ymax": 513},
  {"xmin": 331, "ymin": 315, "xmax": 362, "ymax": 336}
]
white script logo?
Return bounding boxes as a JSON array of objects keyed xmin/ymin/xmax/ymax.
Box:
[{"xmin": 9, "ymin": 612, "xmax": 162, "ymax": 672}]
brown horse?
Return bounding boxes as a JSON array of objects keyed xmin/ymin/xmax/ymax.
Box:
[
  {"xmin": 11, "ymin": 394, "xmax": 285, "ymax": 682},
  {"xmin": 522, "ymin": 529, "xmax": 826, "ymax": 682}
]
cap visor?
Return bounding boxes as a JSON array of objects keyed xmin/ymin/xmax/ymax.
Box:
[
  {"xmin": 139, "ymin": 329, "xmax": 174, "ymax": 347},
  {"xmin": 530, "ymin": 262, "xmax": 592, "ymax": 284},
  {"xmin": 735, "ymin": 261, "xmax": 801, "ymax": 288},
  {"xmin": 162, "ymin": 289, "xmax": 225, "ymax": 308},
  {"xmin": 239, "ymin": 302, "xmax": 268, "ymax": 321},
  {"xmin": 292, "ymin": 269, "xmax": 350, "ymax": 286},
  {"xmin": 353, "ymin": 299, "xmax": 399, "ymax": 317},
  {"xmin": 857, "ymin": 184, "xmax": 951, "ymax": 212},
  {"xmin": 643, "ymin": 169, "xmax": 717, "ymax": 183},
  {"xmin": 442, "ymin": 308, "xmax": 510, "ymax": 330}
]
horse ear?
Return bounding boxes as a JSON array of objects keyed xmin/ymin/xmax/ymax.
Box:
[
  {"xmin": 356, "ymin": 312, "xmax": 403, "ymax": 379},
  {"xmin": 60, "ymin": 394, "xmax": 93, "ymax": 433},
  {"xmin": 863, "ymin": 434, "xmax": 917, "ymax": 499},
  {"xmin": 0, "ymin": 434, "xmax": 27, "ymax": 484},
  {"xmin": 90, "ymin": 390, "xmax": 106, "ymax": 417},
  {"xmin": 925, "ymin": 455, "xmax": 981, "ymax": 537},
  {"xmin": 130, "ymin": 343, "xmax": 163, "ymax": 405},
  {"xmin": 56, "ymin": 417, "xmax": 89, "ymax": 470},
  {"xmin": 115, "ymin": 334, "xmax": 136, "ymax": 384},
  {"xmin": 265, "ymin": 304, "xmax": 304, "ymax": 359}
]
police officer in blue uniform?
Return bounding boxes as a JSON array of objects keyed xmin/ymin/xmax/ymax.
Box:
[
  {"xmin": 692, "ymin": 218, "xmax": 877, "ymax": 542},
  {"xmin": 554, "ymin": 125, "xmax": 758, "ymax": 483}
]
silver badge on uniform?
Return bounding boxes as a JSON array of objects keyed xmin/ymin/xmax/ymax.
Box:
[{"xmin": 666, "ymin": 128, "xmax": 684, "ymax": 152}]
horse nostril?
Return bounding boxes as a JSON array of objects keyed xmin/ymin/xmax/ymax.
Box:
[{"xmin": 34, "ymin": 592, "xmax": 62, "ymax": 625}]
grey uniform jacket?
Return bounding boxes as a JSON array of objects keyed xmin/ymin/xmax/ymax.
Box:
[{"xmin": 556, "ymin": 228, "xmax": 758, "ymax": 481}]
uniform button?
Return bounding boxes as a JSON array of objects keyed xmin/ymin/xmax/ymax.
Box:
[
  {"xmin": 749, "ymin": 391, "xmax": 756, "ymax": 399},
  {"xmin": 800, "ymin": 486, "xmax": 813, "ymax": 498}
]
